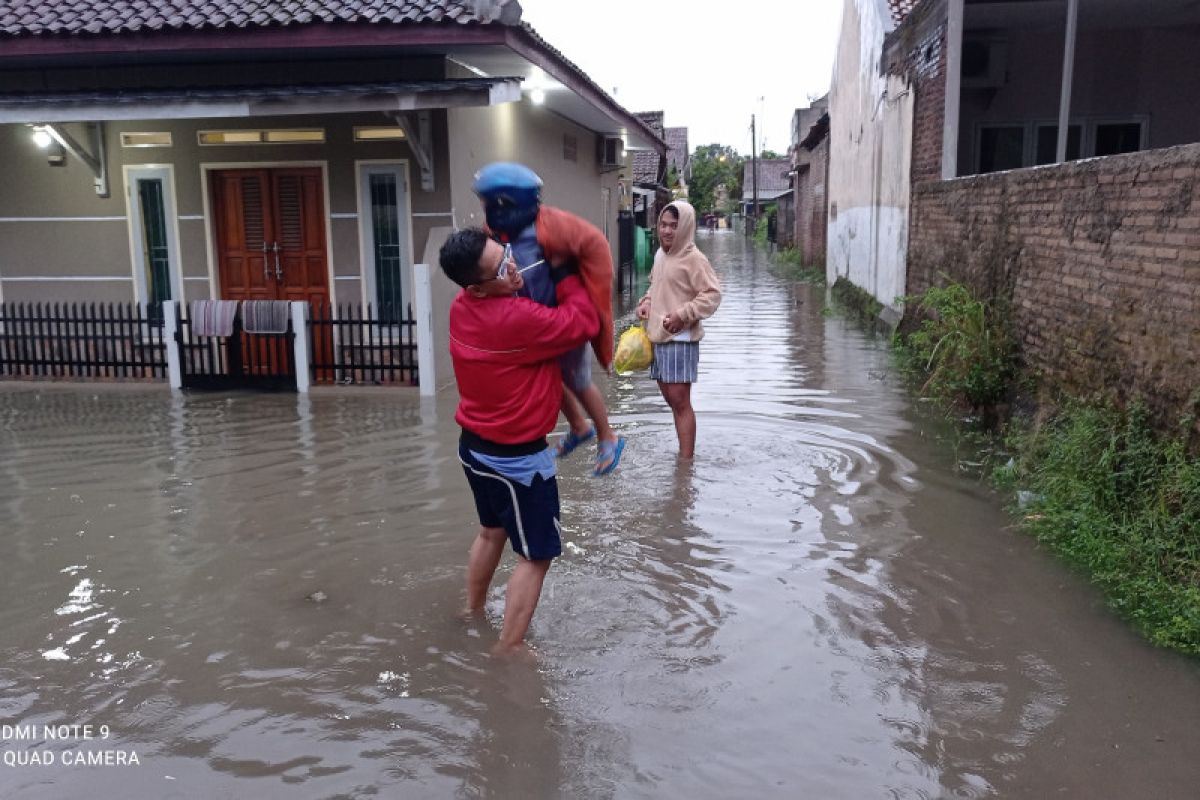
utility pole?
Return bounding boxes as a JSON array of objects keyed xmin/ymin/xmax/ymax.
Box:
[{"xmin": 751, "ymin": 113, "xmax": 759, "ymax": 234}]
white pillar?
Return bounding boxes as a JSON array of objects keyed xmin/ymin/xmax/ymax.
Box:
[
  {"xmin": 291, "ymin": 302, "xmax": 310, "ymax": 393},
  {"xmin": 414, "ymin": 262, "xmax": 435, "ymax": 396},
  {"xmin": 162, "ymin": 300, "xmax": 182, "ymax": 390},
  {"xmin": 942, "ymin": 0, "xmax": 964, "ymax": 179},
  {"xmin": 1056, "ymin": 0, "xmax": 1079, "ymax": 164}
]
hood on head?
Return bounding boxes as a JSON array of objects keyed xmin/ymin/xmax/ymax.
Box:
[{"xmin": 658, "ymin": 200, "xmax": 696, "ymax": 255}]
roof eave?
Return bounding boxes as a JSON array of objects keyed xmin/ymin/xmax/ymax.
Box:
[
  {"xmin": 0, "ymin": 22, "xmax": 509, "ymax": 62},
  {"xmin": 504, "ymin": 26, "xmax": 666, "ymax": 155}
]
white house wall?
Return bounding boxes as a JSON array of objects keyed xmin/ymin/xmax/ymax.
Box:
[{"xmin": 827, "ymin": 0, "xmax": 915, "ymax": 311}]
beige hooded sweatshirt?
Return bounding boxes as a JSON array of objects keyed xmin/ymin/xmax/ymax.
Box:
[{"xmin": 638, "ymin": 200, "xmax": 722, "ymax": 344}]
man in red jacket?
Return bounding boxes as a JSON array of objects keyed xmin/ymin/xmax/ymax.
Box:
[{"xmin": 438, "ymin": 228, "xmax": 599, "ymax": 653}]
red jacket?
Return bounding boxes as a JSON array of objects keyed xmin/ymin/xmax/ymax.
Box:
[{"xmin": 450, "ymin": 275, "xmax": 599, "ymax": 445}]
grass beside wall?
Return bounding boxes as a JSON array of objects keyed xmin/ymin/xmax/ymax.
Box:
[
  {"xmin": 893, "ymin": 278, "xmax": 1200, "ymax": 656},
  {"xmin": 996, "ymin": 404, "xmax": 1200, "ymax": 655},
  {"xmin": 772, "ymin": 246, "xmax": 826, "ymax": 285},
  {"xmin": 829, "ymin": 277, "xmax": 884, "ymax": 328}
]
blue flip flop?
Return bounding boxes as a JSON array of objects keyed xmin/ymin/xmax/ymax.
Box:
[
  {"xmin": 555, "ymin": 426, "xmax": 595, "ymax": 458},
  {"xmin": 593, "ymin": 435, "xmax": 625, "ymax": 476}
]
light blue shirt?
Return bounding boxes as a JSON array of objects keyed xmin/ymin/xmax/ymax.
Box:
[{"xmin": 470, "ymin": 447, "xmax": 557, "ymax": 486}]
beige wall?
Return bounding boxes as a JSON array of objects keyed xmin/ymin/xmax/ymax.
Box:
[
  {"xmin": 445, "ymin": 69, "xmax": 622, "ymax": 270},
  {"xmin": 0, "ymin": 112, "xmax": 450, "ymax": 306},
  {"xmin": 1, "ymin": 86, "xmax": 626, "ymax": 310}
]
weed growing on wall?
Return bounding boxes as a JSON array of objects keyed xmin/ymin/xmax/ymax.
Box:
[{"xmin": 895, "ymin": 281, "xmax": 1016, "ymax": 422}]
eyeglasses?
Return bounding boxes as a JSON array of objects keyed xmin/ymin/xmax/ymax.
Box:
[{"xmin": 485, "ymin": 243, "xmax": 513, "ymax": 282}]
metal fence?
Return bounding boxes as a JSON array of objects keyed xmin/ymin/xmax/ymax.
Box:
[
  {"xmin": 0, "ymin": 300, "xmax": 420, "ymax": 389},
  {"xmin": 175, "ymin": 304, "xmax": 297, "ymax": 392},
  {"xmin": 309, "ymin": 303, "xmax": 418, "ymax": 386},
  {"xmin": 0, "ymin": 302, "xmax": 168, "ymax": 380}
]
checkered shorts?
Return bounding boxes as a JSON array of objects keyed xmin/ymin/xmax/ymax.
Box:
[{"xmin": 648, "ymin": 341, "xmax": 700, "ymax": 383}]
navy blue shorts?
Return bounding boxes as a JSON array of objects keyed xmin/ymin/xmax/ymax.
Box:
[
  {"xmin": 559, "ymin": 343, "xmax": 593, "ymax": 393},
  {"xmin": 458, "ymin": 444, "xmax": 562, "ymax": 561}
]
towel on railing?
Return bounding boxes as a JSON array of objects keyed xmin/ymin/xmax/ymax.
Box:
[
  {"xmin": 189, "ymin": 300, "xmax": 238, "ymax": 337},
  {"xmin": 241, "ymin": 300, "xmax": 291, "ymax": 334}
]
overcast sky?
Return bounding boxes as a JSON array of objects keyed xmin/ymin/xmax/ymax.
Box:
[{"xmin": 516, "ymin": 0, "xmax": 844, "ymax": 156}]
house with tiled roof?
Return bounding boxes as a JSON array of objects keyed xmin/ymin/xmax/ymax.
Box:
[
  {"xmin": 829, "ymin": 0, "xmax": 1200, "ymax": 420},
  {"xmin": 0, "ymin": 0, "xmax": 664, "ymax": 386},
  {"xmin": 741, "ymin": 157, "xmax": 792, "ymax": 218},
  {"xmin": 664, "ymin": 126, "xmax": 689, "ymax": 195}
]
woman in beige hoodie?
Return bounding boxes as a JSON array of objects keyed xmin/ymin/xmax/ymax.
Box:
[{"xmin": 636, "ymin": 201, "xmax": 722, "ymax": 459}]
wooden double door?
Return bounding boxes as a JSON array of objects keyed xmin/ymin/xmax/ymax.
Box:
[
  {"xmin": 209, "ymin": 167, "xmax": 332, "ymax": 379},
  {"xmin": 210, "ymin": 167, "xmax": 329, "ymax": 308}
]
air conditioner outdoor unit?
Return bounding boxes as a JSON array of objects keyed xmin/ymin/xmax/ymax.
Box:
[
  {"xmin": 961, "ymin": 38, "xmax": 1008, "ymax": 89},
  {"xmin": 597, "ymin": 135, "xmax": 623, "ymax": 170}
]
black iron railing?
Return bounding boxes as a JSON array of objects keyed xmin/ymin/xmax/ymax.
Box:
[
  {"xmin": 0, "ymin": 302, "xmax": 167, "ymax": 380},
  {"xmin": 176, "ymin": 304, "xmax": 296, "ymax": 392},
  {"xmin": 308, "ymin": 303, "xmax": 418, "ymax": 385}
]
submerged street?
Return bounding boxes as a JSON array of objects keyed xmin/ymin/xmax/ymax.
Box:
[{"xmin": 1, "ymin": 232, "xmax": 1198, "ymax": 798}]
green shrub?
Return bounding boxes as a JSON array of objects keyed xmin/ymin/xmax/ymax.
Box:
[
  {"xmin": 896, "ymin": 281, "xmax": 1016, "ymax": 415},
  {"xmin": 752, "ymin": 215, "xmax": 768, "ymax": 246}
]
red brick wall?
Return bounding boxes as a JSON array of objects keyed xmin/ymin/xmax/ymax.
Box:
[
  {"xmin": 908, "ymin": 143, "xmax": 1200, "ymax": 421},
  {"xmin": 885, "ymin": 0, "xmax": 947, "ymax": 184},
  {"xmin": 909, "ymin": 30, "xmax": 946, "ymax": 183},
  {"xmin": 802, "ymin": 139, "xmax": 829, "ymax": 265}
]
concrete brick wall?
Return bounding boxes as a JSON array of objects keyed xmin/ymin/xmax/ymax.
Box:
[{"xmin": 908, "ymin": 143, "xmax": 1200, "ymax": 421}]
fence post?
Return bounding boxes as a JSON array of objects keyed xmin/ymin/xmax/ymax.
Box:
[
  {"xmin": 291, "ymin": 302, "xmax": 310, "ymax": 393},
  {"xmin": 163, "ymin": 300, "xmax": 182, "ymax": 390},
  {"xmin": 414, "ymin": 262, "xmax": 435, "ymax": 396}
]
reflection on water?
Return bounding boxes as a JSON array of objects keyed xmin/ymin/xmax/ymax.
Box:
[{"xmin": 2, "ymin": 233, "xmax": 1198, "ymax": 799}]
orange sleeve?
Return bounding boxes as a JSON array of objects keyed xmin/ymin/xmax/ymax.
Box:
[{"xmin": 536, "ymin": 206, "xmax": 615, "ymax": 368}]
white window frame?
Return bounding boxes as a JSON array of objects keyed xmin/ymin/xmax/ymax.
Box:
[
  {"xmin": 123, "ymin": 165, "xmax": 183, "ymax": 308},
  {"xmin": 973, "ymin": 115, "xmax": 1152, "ymax": 174},
  {"xmin": 355, "ymin": 160, "xmax": 414, "ymax": 339}
]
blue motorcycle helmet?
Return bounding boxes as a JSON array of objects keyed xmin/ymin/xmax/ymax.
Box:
[{"xmin": 473, "ymin": 162, "xmax": 543, "ymax": 235}]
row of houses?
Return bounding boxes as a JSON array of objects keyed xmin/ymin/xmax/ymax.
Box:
[
  {"xmin": 757, "ymin": 0, "xmax": 1199, "ymax": 421},
  {"xmin": 0, "ymin": 0, "xmax": 667, "ymax": 389}
]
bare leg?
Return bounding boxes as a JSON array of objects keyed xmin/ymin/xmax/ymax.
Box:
[
  {"xmin": 571, "ymin": 383, "xmax": 615, "ymax": 443},
  {"xmin": 495, "ymin": 557, "xmax": 553, "ymax": 652},
  {"xmin": 560, "ymin": 388, "xmax": 591, "ymax": 436},
  {"xmin": 465, "ymin": 526, "xmax": 507, "ymax": 614},
  {"xmin": 658, "ymin": 381, "xmax": 696, "ymax": 459}
]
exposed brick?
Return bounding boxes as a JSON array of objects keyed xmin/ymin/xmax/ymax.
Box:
[{"xmin": 908, "ymin": 142, "xmax": 1200, "ymax": 425}]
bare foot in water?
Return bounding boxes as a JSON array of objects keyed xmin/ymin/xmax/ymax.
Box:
[{"xmin": 490, "ymin": 640, "xmax": 537, "ymax": 664}]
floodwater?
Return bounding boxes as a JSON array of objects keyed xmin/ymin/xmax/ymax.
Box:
[{"xmin": 1, "ymin": 233, "xmax": 1197, "ymax": 800}]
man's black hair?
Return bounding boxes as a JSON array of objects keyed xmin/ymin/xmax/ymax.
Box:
[{"xmin": 439, "ymin": 228, "xmax": 489, "ymax": 288}]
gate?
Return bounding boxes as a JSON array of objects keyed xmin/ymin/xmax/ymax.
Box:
[{"xmin": 174, "ymin": 303, "xmax": 296, "ymax": 391}]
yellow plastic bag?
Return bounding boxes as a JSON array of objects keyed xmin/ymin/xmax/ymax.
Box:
[{"xmin": 614, "ymin": 323, "xmax": 653, "ymax": 375}]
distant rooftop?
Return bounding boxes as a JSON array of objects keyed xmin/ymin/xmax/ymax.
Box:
[{"xmin": 888, "ymin": 0, "xmax": 919, "ymax": 25}]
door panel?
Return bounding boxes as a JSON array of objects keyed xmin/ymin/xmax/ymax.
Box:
[
  {"xmin": 209, "ymin": 167, "xmax": 330, "ymax": 377},
  {"xmin": 210, "ymin": 167, "xmax": 329, "ymax": 306}
]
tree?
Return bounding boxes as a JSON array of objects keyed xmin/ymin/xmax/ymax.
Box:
[
  {"xmin": 687, "ymin": 144, "xmax": 743, "ymax": 216},
  {"xmin": 759, "ymin": 149, "xmax": 782, "ymax": 160}
]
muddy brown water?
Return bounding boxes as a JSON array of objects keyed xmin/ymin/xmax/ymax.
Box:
[{"xmin": 1, "ymin": 233, "xmax": 1198, "ymax": 799}]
